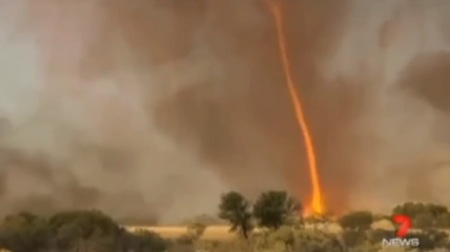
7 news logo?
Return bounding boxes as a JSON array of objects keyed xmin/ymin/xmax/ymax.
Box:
[{"xmin": 381, "ymin": 214, "xmax": 420, "ymax": 247}]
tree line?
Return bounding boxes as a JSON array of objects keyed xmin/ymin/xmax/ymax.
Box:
[
  {"xmin": 0, "ymin": 190, "xmax": 449, "ymax": 252},
  {"xmin": 216, "ymin": 191, "xmax": 450, "ymax": 251},
  {"xmin": 0, "ymin": 210, "xmax": 168, "ymax": 252}
]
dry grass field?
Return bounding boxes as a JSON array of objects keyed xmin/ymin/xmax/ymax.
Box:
[
  {"xmin": 125, "ymin": 225, "xmax": 235, "ymax": 240},
  {"xmin": 125, "ymin": 220, "xmax": 450, "ymax": 240},
  {"xmin": 125, "ymin": 223, "xmax": 349, "ymax": 240}
]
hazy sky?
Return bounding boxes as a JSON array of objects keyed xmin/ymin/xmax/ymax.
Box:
[{"xmin": 0, "ymin": 0, "xmax": 449, "ymax": 223}]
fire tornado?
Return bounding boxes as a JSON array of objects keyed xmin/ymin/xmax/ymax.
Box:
[{"xmin": 268, "ymin": 1, "xmax": 325, "ymax": 215}]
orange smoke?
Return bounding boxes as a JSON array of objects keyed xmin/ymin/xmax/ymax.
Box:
[{"xmin": 268, "ymin": 1, "xmax": 325, "ymax": 215}]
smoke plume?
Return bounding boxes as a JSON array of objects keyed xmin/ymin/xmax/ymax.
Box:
[{"xmin": 0, "ymin": 0, "xmax": 449, "ymax": 222}]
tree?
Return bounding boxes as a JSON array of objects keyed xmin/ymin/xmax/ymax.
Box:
[
  {"xmin": 253, "ymin": 191, "xmax": 301, "ymax": 230},
  {"xmin": 393, "ymin": 202, "xmax": 448, "ymax": 218},
  {"xmin": 0, "ymin": 212, "xmax": 51, "ymax": 252},
  {"xmin": 48, "ymin": 210, "xmax": 122, "ymax": 251},
  {"xmin": 436, "ymin": 212, "xmax": 450, "ymax": 228},
  {"xmin": 0, "ymin": 210, "xmax": 171, "ymax": 252},
  {"xmin": 393, "ymin": 202, "xmax": 449, "ymax": 229},
  {"xmin": 393, "ymin": 202, "xmax": 426, "ymax": 219},
  {"xmin": 186, "ymin": 222, "xmax": 206, "ymax": 240},
  {"xmin": 414, "ymin": 213, "xmax": 435, "ymax": 230},
  {"xmin": 218, "ymin": 191, "xmax": 253, "ymax": 239},
  {"xmin": 338, "ymin": 211, "xmax": 373, "ymax": 231}
]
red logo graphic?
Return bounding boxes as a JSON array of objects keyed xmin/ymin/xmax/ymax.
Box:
[{"xmin": 393, "ymin": 214, "xmax": 412, "ymax": 237}]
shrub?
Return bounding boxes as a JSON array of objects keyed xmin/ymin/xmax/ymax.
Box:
[{"xmin": 338, "ymin": 211, "xmax": 374, "ymax": 231}]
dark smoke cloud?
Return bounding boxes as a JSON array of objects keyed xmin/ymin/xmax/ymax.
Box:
[
  {"xmin": 0, "ymin": 0, "xmax": 449, "ymax": 223},
  {"xmin": 399, "ymin": 51, "xmax": 450, "ymax": 114}
]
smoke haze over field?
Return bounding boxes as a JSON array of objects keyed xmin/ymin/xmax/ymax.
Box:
[{"xmin": 0, "ymin": 0, "xmax": 449, "ymax": 222}]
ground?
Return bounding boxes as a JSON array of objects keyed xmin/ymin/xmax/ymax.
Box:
[{"xmin": 125, "ymin": 220, "xmax": 387, "ymax": 240}]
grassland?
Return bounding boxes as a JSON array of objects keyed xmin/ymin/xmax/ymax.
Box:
[
  {"xmin": 125, "ymin": 220, "xmax": 450, "ymax": 240},
  {"xmin": 125, "ymin": 225, "xmax": 236, "ymax": 240},
  {"xmin": 125, "ymin": 223, "xmax": 348, "ymax": 240}
]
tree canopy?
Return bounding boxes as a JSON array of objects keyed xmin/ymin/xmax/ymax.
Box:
[
  {"xmin": 0, "ymin": 212, "xmax": 51, "ymax": 252},
  {"xmin": 218, "ymin": 191, "xmax": 253, "ymax": 239},
  {"xmin": 253, "ymin": 191, "xmax": 301, "ymax": 230},
  {"xmin": 393, "ymin": 202, "xmax": 450, "ymax": 229},
  {"xmin": 0, "ymin": 211, "xmax": 168, "ymax": 252}
]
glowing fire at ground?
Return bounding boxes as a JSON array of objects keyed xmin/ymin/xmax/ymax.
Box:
[{"xmin": 268, "ymin": 1, "xmax": 325, "ymax": 215}]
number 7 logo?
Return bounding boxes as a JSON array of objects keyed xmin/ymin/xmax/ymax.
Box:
[{"xmin": 393, "ymin": 214, "xmax": 412, "ymax": 237}]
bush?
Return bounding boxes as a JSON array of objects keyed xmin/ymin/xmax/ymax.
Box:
[
  {"xmin": 123, "ymin": 230, "xmax": 168, "ymax": 252},
  {"xmin": 0, "ymin": 210, "xmax": 169, "ymax": 252},
  {"xmin": 341, "ymin": 229, "xmax": 367, "ymax": 248},
  {"xmin": 186, "ymin": 222, "xmax": 207, "ymax": 239},
  {"xmin": 338, "ymin": 211, "xmax": 374, "ymax": 231},
  {"xmin": 49, "ymin": 210, "xmax": 122, "ymax": 250},
  {"xmin": 292, "ymin": 229, "xmax": 344, "ymax": 252}
]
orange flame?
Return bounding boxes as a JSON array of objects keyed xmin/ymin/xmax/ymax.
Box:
[{"xmin": 268, "ymin": 0, "xmax": 325, "ymax": 215}]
